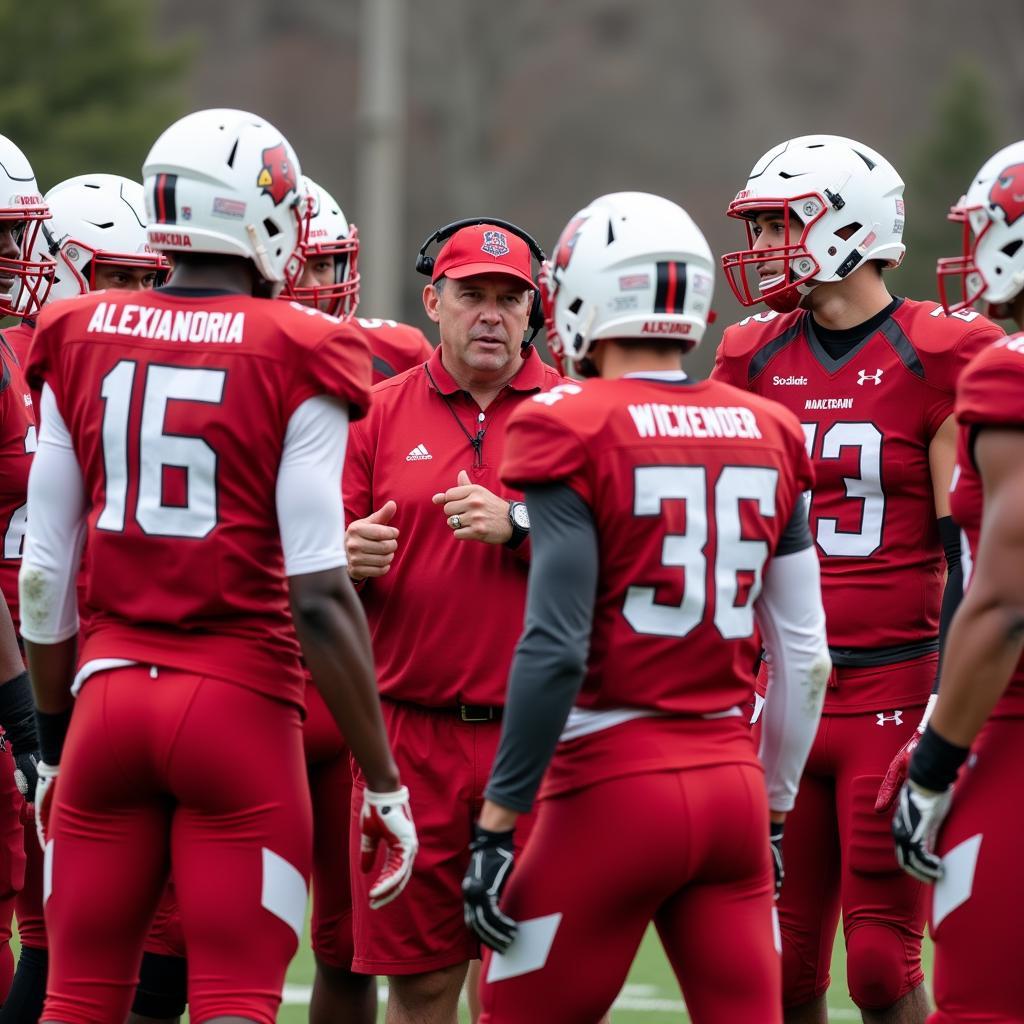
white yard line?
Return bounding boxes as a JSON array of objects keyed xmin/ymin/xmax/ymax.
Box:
[{"xmin": 282, "ymin": 982, "xmax": 863, "ymax": 1019}]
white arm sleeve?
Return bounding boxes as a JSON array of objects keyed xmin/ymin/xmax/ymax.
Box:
[
  {"xmin": 755, "ymin": 544, "xmax": 831, "ymax": 813},
  {"xmin": 276, "ymin": 396, "xmax": 349, "ymax": 577},
  {"xmin": 19, "ymin": 384, "xmax": 87, "ymax": 644}
]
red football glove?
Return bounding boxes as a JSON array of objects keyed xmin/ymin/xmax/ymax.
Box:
[
  {"xmin": 875, "ymin": 694, "xmax": 936, "ymax": 813},
  {"xmin": 34, "ymin": 761, "xmax": 59, "ymax": 852},
  {"xmin": 360, "ymin": 785, "xmax": 418, "ymax": 909}
]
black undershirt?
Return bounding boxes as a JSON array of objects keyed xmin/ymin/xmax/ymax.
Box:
[{"xmin": 812, "ymin": 295, "xmax": 901, "ymax": 360}]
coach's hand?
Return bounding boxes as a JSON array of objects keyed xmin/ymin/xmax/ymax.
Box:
[
  {"xmin": 875, "ymin": 694, "xmax": 936, "ymax": 813},
  {"xmin": 463, "ymin": 824, "xmax": 517, "ymax": 953},
  {"xmin": 359, "ymin": 785, "xmax": 418, "ymax": 909},
  {"xmin": 892, "ymin": 779, "xmax": 950, "ymax": 883},
  {"xmin": 433, "ymin": 470, "xmax": 513, "ymax": 544},
  {"xmin": 34, "ymin": 761, "xmax": 58, "ymax": 852},
  {"xmin": 346, "ymin": 501, "xmax": 399, "ymax": 581}
]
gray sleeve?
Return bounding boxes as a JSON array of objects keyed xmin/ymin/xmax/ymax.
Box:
[
  {"xmin": 484, "ymin": 483, "xmax": 598, "ymax": 813},
  {"xmin": 775, "ymin": 497, "xmax": 813, "ymax": 556}
]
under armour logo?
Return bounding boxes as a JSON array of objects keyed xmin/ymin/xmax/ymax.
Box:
[
  {"xmin": 876, "ymin": 710, "xmax": 904, "ymax": 726},
  {"xmin": 857, "ymin": 368, "xmax": 884, "ymax": 386}
]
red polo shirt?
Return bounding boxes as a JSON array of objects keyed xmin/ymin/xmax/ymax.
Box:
[{"xmin": 344, "ymin": 344, "xmax": 563, "ymax": 707}]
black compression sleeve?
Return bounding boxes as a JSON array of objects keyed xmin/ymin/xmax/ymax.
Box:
[
  {"xmin": 484, "ymin": 484, "xmax": 598, "ymax": 813},
  {"xmin": 0, "ymin": 672, "xmax": 38, "ymax": 754},
  {"xmin": 936, "ymin": 516, "xmax": 963, "ymax": 691},
  {"xmin": 775, "ymin": 499, "xmax": 813, "ymax": 557}
]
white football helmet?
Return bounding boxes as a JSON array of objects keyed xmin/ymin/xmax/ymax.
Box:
[
  {"xmin": 937, "ymin": 140, "xmax": 1024, "ymax": 314},
  {"xmin": 722, "ymin": 135, "xmax": 906, "ymax": 313},
  {"xmin": 542, "ymin": 191, "xmax": 715, "ymax": 371},
  {"xmin": 142, "ymin": 108, "xmax": 307, "ymax": 286},
  {"xmin": 0, "ymin": 134, "xmax": 55, "ymax": 317},
  {"xmin": 31, "ymin": 174, "xmax": 167, "ymax": 303},
  {"xmin": 286, "ymin": 176, "xmax": 360, "ymax": 319}
]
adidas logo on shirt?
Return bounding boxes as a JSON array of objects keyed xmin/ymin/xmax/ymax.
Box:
[{"xmin": 406, "ymin": 443, "xmax": 432, "ymax": 462}]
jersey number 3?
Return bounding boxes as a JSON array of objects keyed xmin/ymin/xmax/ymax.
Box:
[
  {"xmin": 623, "ymin": 464, "xmax": 778, "ymax": 640},
  {"xmin": 98, "ymin": 361, "xmax": 225, "ymax": 539}
]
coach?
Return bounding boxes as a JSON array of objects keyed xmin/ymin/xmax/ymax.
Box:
[{"xmin": 343, "ymin": 221, "xmax": 562, "ymax": 1024}]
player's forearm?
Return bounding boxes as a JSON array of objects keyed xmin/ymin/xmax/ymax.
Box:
[
  {"xmin": 929, "ymin": 597, "xmax": 1024, "ymax": 748},
  {"xmin": 478, "ymin": 800, "xmax": 519, "ymax": 832},
  {"xmin": 0, "ymin": 590, "xmax": 24, "ymax": 682},
  {"xmin": 290, "ymin": 570, "xmax": 399, "ymax": 792},
  {"xmin": 24, "ymin": 637, "xmax": 76, "ymax": 714}
]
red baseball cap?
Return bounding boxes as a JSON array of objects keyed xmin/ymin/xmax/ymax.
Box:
[{"xmin": 431, "ymin": 223, "xmax": 536, "ymax": 290}]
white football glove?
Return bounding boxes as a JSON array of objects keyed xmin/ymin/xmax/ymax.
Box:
[
  {"xmin": 359, "ymin": 785, "xmax": 418, "ymax": 909},
  {"xmin": 892, "ymin": 778, "xmax": 951, "ymax": 883},
  {"xmin": 34, "ymin": 761, "xmax": 59, "ymax": 853}
]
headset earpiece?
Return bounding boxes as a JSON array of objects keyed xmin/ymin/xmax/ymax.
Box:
[{"xmin": 416, "ymin": 217, "xmax": 548, "ymax": 353}]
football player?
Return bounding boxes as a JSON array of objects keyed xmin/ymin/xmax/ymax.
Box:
[
  {"xmin": 464, "ymin": 191, "xmax": 829, "ymax": 1023},
  {"xmin": 291, "ymin": 175, "xmax": 432, "ymax": 384},
  {"xmin": 0, "ymin": 172, "xmax": 167, "ymax": 1024},
  {"xmin": 18, "ymin": 108, "xmax": 416, "ymax": 1024},
  {"xmin": 712, "ymin": 134, "xmax": 1003, "ymax": 1024},
  {"xmin": 0, "ymin": 134, "xmax": 55, "ymax": 1005},
  {"xmin": 892, "ymin": 139, "xmax": 1024, "ymax": 1022}
]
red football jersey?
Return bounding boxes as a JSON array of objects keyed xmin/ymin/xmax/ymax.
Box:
[
  {"xmin": 4, "ymin": 319, "xmax": 39, "ymax": 411},
  {"xmin": 712, "ymin": 298, "xmax": 1000, "ymax": 710},
  {"xmin": 502, "ymin": 376, "xmax": 814, "ymax": 717},
  {"xmin": 352, "ymin": 317, "xmax": 432, "ymax": 384},
  {"xmin": 0, "ymin": 333, "xmax": 36, "ymax": 633},
  {"xmin": 27, "ymin": 290, "xmax": 372, "ymax": 707},
  {"xmin": 951, "ymin": 334, "xmax": 1024, "ymax": 717}
]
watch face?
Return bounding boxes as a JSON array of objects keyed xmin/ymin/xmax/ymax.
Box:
[{"xmin": 512, "ymin": 503, "xmax": 530, "ymax": 529}]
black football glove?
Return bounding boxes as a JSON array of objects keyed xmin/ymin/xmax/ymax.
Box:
[
  {"xmin": 769, "ymin": 821, "xmax": 785, "ymax": 900},
  {"xmin": 892, "ymin": 779, "xmax": 951, "ymax": 883},
  {"xmin": 462, "ymin": 824, "xmax": 517, "ymax": 953}
]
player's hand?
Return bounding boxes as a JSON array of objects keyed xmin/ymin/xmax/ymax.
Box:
[
  {"xmin": 769, "ymin": 821, "xmax": 785, "ymax": 900},
  {"xmin": 433, "ymin": 470, "xmax": 513, "ymax": 545},
  {"xmin": 346, "ymin": 501, "xmax": 399, "ymax": 581},
  {"xmin": 34, "ymin": 761, "xmax": 58, "ymax": 852},
  {"xmin": 462, "ymin": 824, "xmax": 517, "ymax": 953},
  {"xmin": 892, "ymin": 779, "xmax": 951, "ymax": 883},
  {"xmin": 875, "ymin": 694, "xmax": 936, "ymax": 813},
  {"xmin": 12, "ymin": 747, "xmax": 39, "ymax": 801},
  {"xmin": 359, "ymin": 785, "xmax": 418, "ymax": 909}
]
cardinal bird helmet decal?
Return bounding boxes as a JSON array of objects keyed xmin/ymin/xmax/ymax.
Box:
[{"xmin": 257, "ymin": 142, "xmax": 298, "ymax": 205}]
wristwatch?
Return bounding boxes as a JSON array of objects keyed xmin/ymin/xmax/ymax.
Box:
[{"xmin": 505, "ymin": 500, "xmax": 531, "ymax": 549}]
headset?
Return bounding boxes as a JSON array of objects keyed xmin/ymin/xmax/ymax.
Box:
[{"xmin": 415, "ymin": 217, "xmax": 546, "ymax": 353}]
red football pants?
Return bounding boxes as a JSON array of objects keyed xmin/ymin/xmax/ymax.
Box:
[
  {"xmin": 757, "ymin": 667, "xmax": 931, "ymax": 1011},
  {"xmin": 15, "ymin": 813, "xmax": 46, "ymax": 951},
  {"xmin": 139, "ymin": 681, "xmax": 355, "ymax": 970},
  {"xmin": 479, "ymin": 764, "xmax": 781, "ymax": 1024},
  {"xmin": 304, "ymin": 681, "xmax": 356, "ymax": 969},
  {"xmin": 928, "ymin": 717, "xmax": 1024, "ymax": 1023},
  {"xmin": 42, "ymin": 667, "xmax": 312, "ymax": 1024},
  {"xmin": 0, "ymin": 734, "xmax": 25, "ymax": 999}
]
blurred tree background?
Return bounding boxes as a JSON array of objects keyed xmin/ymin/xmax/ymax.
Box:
[
  {"xmin": 892, "ymin": 62, "xmax": 1001, "ymax": 301},
  {"xmin": 2, "ymin": 0, "xmax": 1019, "ymax": 374},
  {"xmin": 0, "ymin": 0, "xmax": 191, "ymax": 188}
]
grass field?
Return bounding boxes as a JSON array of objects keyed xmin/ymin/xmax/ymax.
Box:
[{"xmin": 262, "ymin": 923, "xmax": 935, "ymax": 1023}]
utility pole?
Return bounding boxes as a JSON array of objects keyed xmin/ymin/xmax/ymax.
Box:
[{"xmin": 356, "ymin": 0, "xmax": 405, "ymax": 317}]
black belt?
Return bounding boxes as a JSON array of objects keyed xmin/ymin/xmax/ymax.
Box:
[
  {"xmin": 383, "ymin": 697, "xmax": 502, "ymax": 723},
  {"xmin": 458, "ymin": 703, "xmax": 502, "ymax": 722}
]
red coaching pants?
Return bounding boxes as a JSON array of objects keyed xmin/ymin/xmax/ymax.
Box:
[
  {"xmin": 351, "ymin": 700, "xmax": 534, "ymax": 975},
  {"xmin": 478, "ymin": 763, "xmax": 781, "ymax": 1024},
  {"xmin": 42, "ymin": 666, "xmax": 312, "ymax": 1024},
  {"xmin": 928, "ymin": 716, "xmax": 1024, "ymax": 1023}
]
